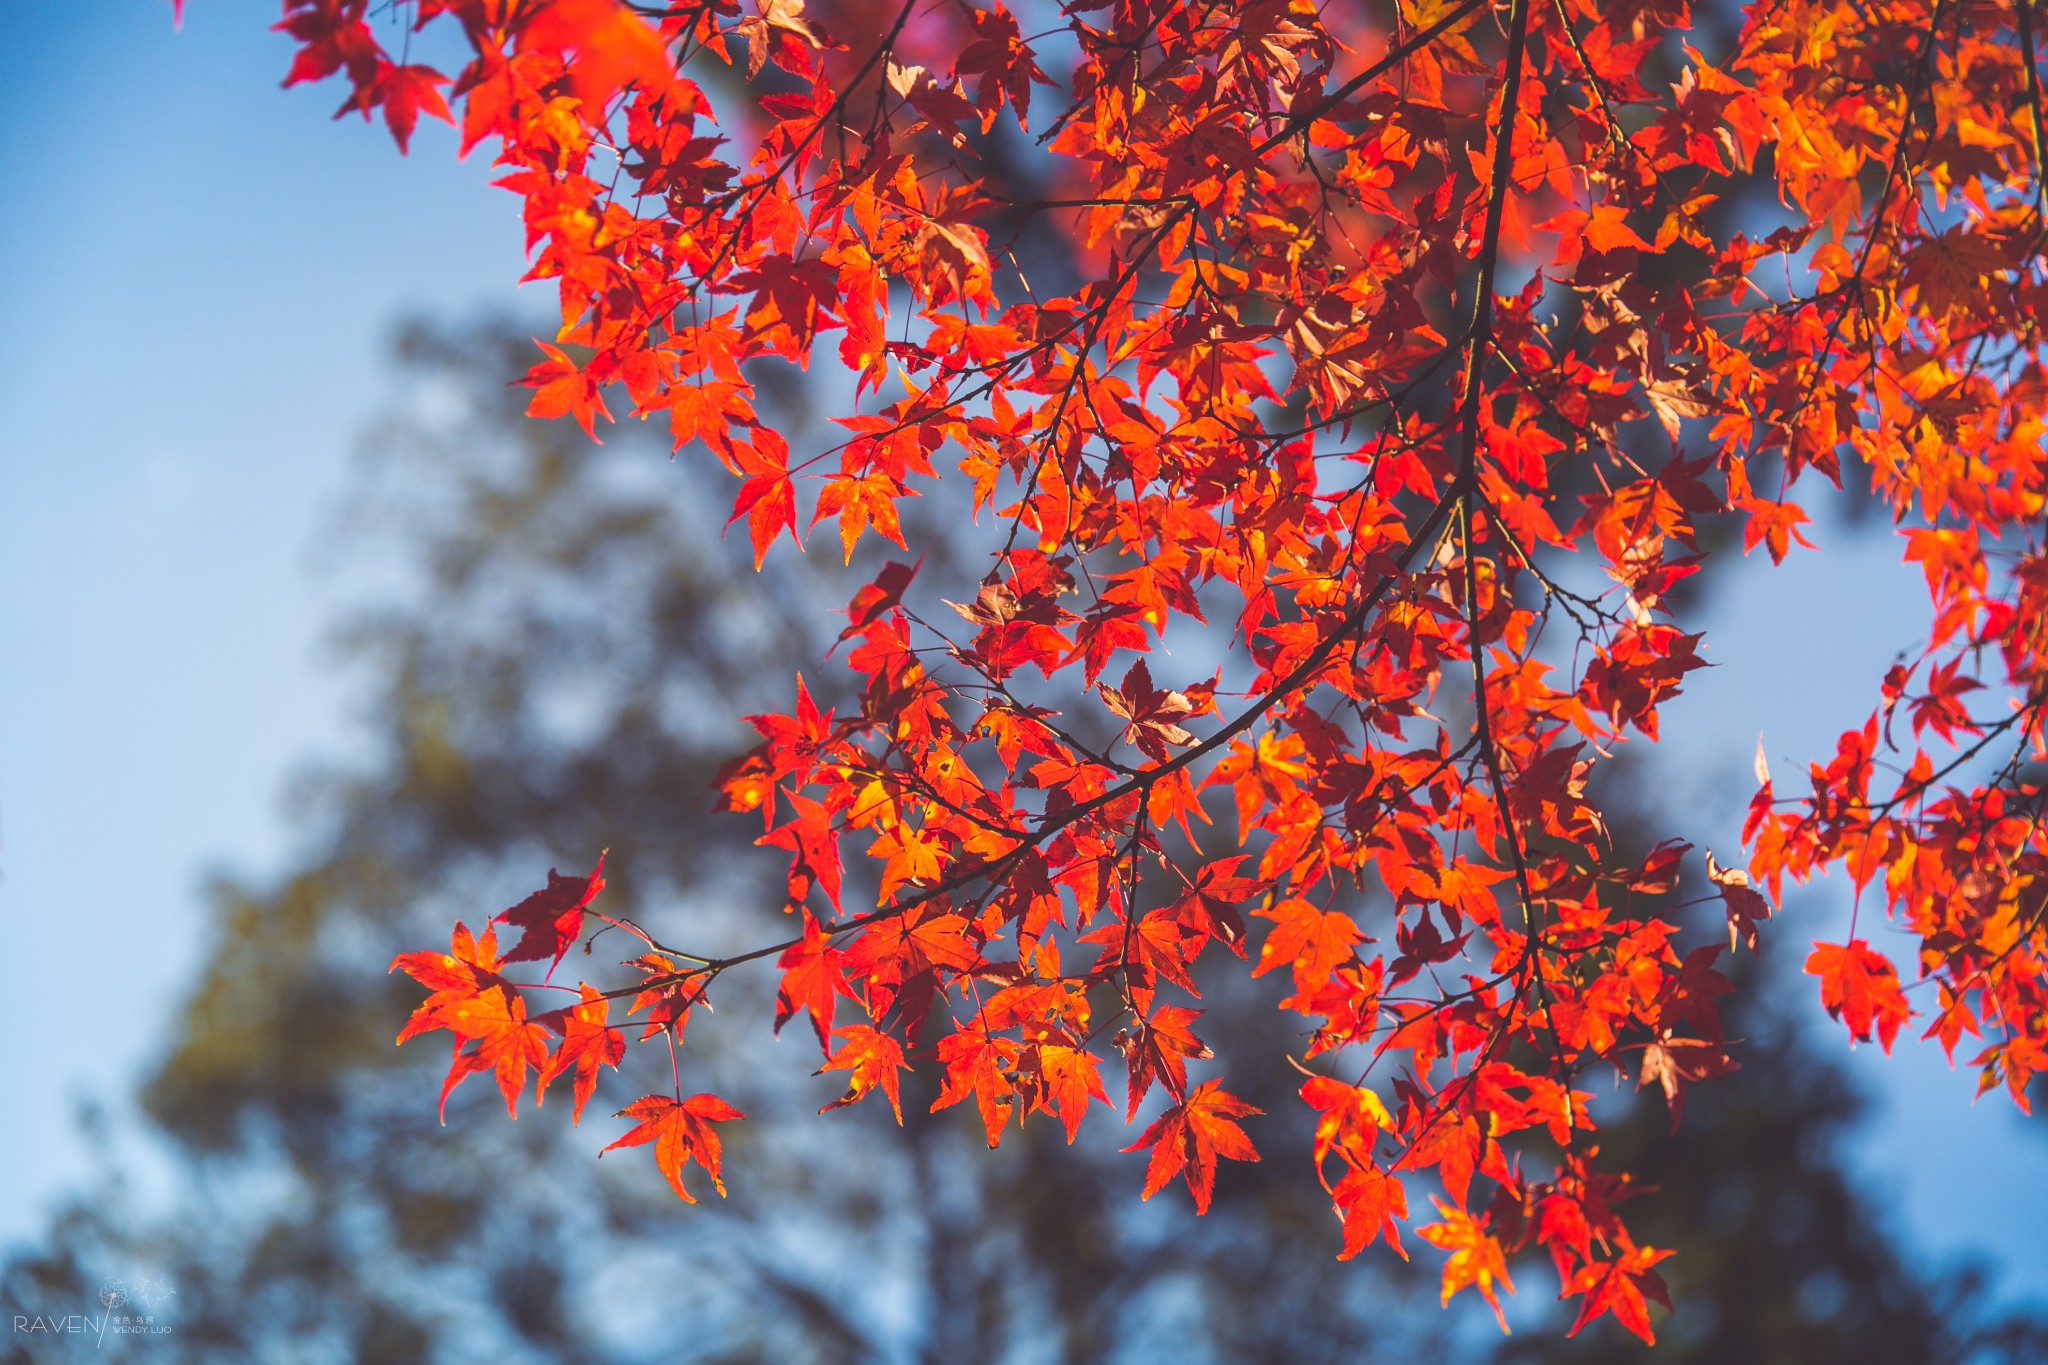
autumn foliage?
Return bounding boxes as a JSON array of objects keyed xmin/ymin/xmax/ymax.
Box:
[{"xmin": 270, "ymin": 0, "xmax": 2048, "ymax": 1343}]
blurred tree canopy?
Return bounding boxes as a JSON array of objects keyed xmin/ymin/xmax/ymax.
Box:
[{"xmin": 4, "ymin": 323, "xmax": 2044, "ymax": 1364}]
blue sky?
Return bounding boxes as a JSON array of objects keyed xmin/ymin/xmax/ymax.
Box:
[
  {"xmin": 0, "ymin": 0, "xmax": 2043, "ymax": 1325},
  {"xmin": 1677, "ymin": 516, "xmax": 2048, "ymax": 1310},
  {"xmin": 0, "ymin": 0, "xmax": 526, "ymax": 1245}
]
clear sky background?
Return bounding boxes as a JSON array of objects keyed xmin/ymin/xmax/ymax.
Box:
[
  {"xmin": 1, "ymin": 0, "xmax": 2044, "ymax": 1323},
  {"xmin": 0, "ymin": 0, "xmax": 527, "ymax": 1240}
]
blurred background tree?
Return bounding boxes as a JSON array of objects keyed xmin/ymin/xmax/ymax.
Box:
[{"xmin": 3, "ymin": 322, "xmax": 2043, "ymax": 1364}]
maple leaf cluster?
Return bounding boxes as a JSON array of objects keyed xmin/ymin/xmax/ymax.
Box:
[{"xmin": 270, "ymin": 0, "xmax": 2048, "ymax": 1343}]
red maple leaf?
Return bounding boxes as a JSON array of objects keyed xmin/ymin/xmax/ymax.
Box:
[
  {"xmin": 524, "ymin": 342, "xmax": 612, "ymax": 442},
  {"xmin": 1122, "ymin": 1079, "xmax": 1261, "ymax": 1215},
  {"xmin": 518, "ymin": 0, "xmax": 672, "ymax": 111},
  {"xmin": 372, "ymin": 61, "xmax": 452, "ymax": 153},
  {"xmin": 775, "ymin": 914, "xmax": 854, "ymax": 1051},
  {"xmin": 1116, "ymin": 1004, "xmax": 1211, "ymax": 1117},
  {"xmin": 1806, "ymin": 938, "xmax": 1913, "ymax": 1052},
  {"xmin": 494, "ymin": 851, "xmax": 608, "ymax": 977},
  {"xmin": 1331, "ymin": 1164, "xmax": 1409, "ymax": 1261},
  {"xmin": 1564, "ymin": 1245, "xmax": 1675, "ymax": 1344}
]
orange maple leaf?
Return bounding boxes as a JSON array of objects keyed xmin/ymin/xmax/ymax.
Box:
[
  {"xmin": 600, "ymin": 1093, "xmax": 746, "ymax": 1202},
  {"xmin": 392, "ymin": 920, "xmax": 508, "ymax": 1045},
  {"xmin": 819, "ymin": 1024, "xmax": 908, "ymax": 1122},
  {"xmin": 1253, "ymin": 897, "xmax": 1365, "ymax": 995},
  {"xmin": 1030, "ymin": 1042, "xmax": 1111, "ymax": 1141},
  {"xmin": 535, "ymin": 984, "xmax": 625, "ymax": 1124},
  {"xmin": 1418, "ymin": 1200, "xmax": 1514, "ymax": 1331},
  {"xmin": 434, "ymin": 983, "xmax": 550, "ymax": 1122}
]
